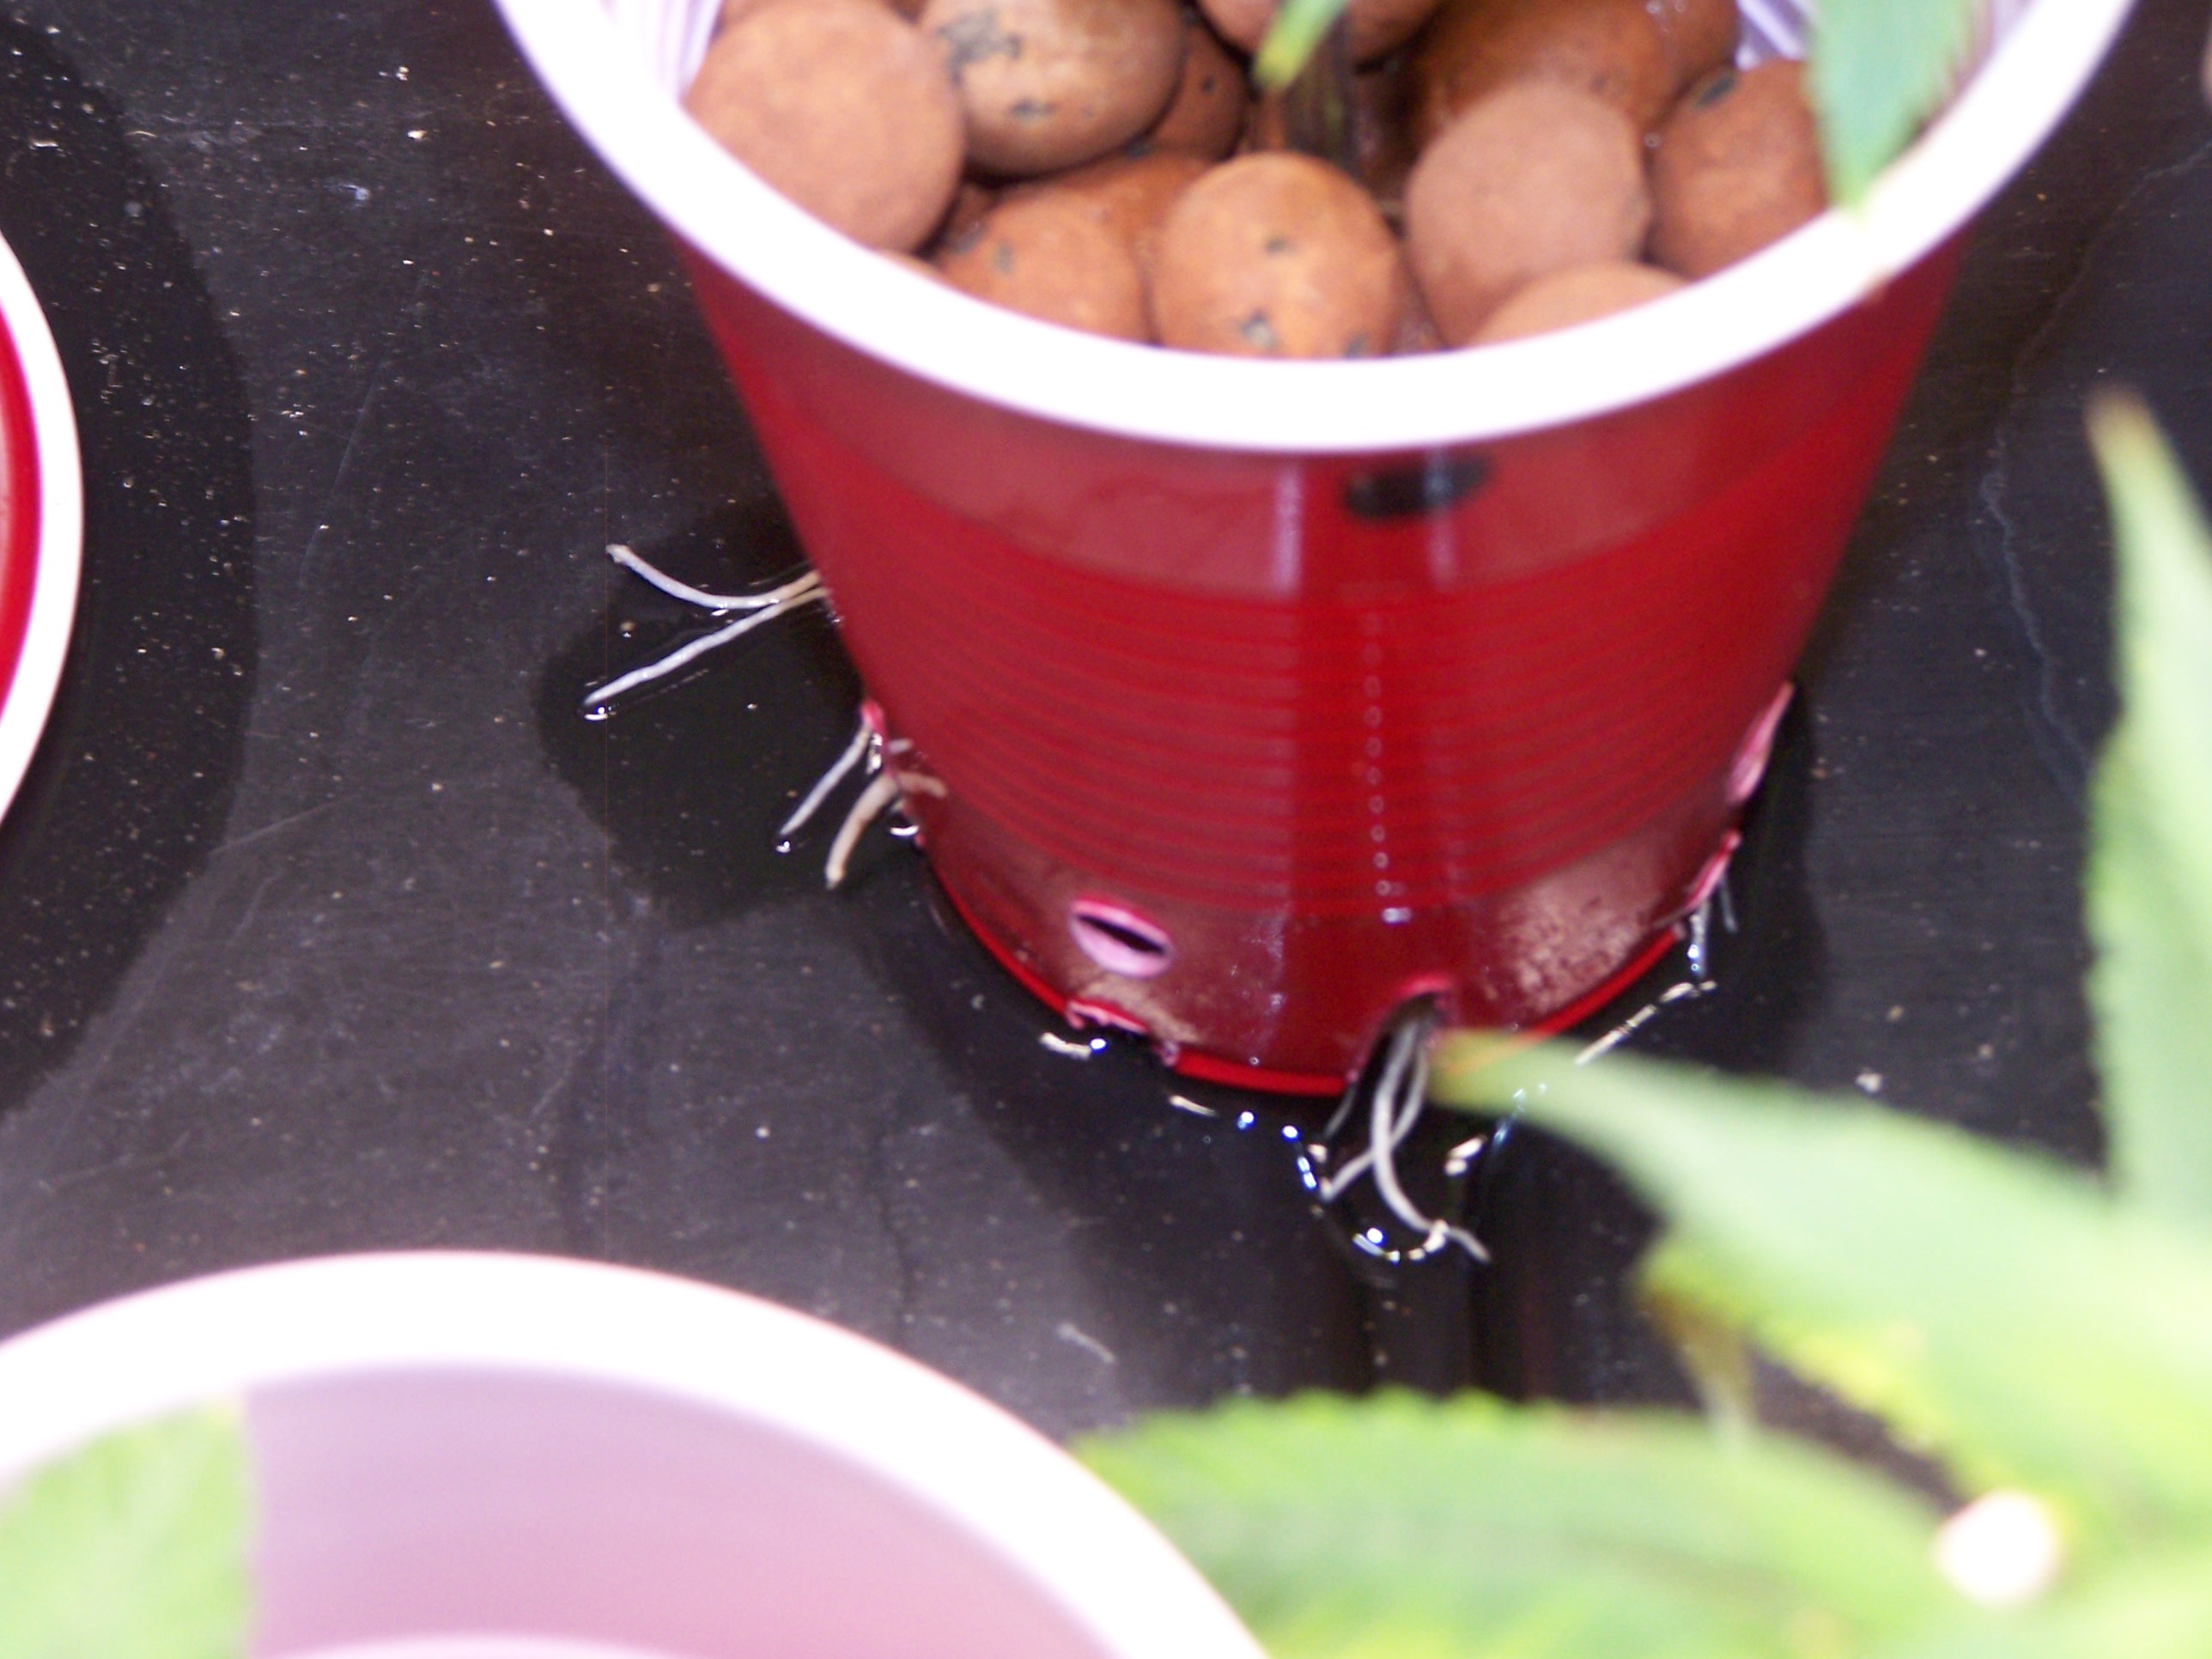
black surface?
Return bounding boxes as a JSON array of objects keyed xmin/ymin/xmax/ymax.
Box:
[{"xmin": 0, "ymin": 0, "xmax": 2205, "ymax": 1438}]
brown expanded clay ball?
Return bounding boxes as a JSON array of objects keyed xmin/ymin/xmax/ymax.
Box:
[
  {"xmin": 1199, "ymin": 0, "xmax": 1441, "ymax": 64},
  {"xmin": 686, "ymin": 0, "xmax": 963, "ymax": 251},
  {"xmin": 1004, "ymin": 150, "xmax": 1208, "ymax": 279},
  {"xmin": 1410, "ymin": 0, "xmax": 1675, "ymax": 148},
  {"xmin": 1143, "ymin": 13, "xmax": 1248, "ymax": 159},
  {"xmin": 1404, "ymin": 82, "xmax": 1650, "ymax": 345},
  {"xmin": 1650, "ymin": 59, "xmax": 1826, "ymax": 277},
  {"xmin": 1645, "ymin": 0, "xmax": 1738, "ymax": 88},
  {"xmin": 1472, "ymin": 260, "xmax": 1682, "ymax": 341},
  {"xmin": 935, "ymin": 190, "xmax": 1152, "ymax": 338},
  {"xmin": 1152, "ymin": 152, "xmax": 1401, "ymax": 357},
  {"xmin": 921, "ymin": 0, "xmax": 1187, "ymax": 174}
]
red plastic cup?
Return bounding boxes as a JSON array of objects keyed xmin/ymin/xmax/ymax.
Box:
[
  {"xmin": 0, "ymin": 227, "xmax": 82, "ymax": 830},
  {"xmin": 0, "ymin": 1254, "xmax": 1264, "ymax": 1659},
  {"xmin": 497, "ymin": 0, "xmax": 2131, "ymax": 1091}
]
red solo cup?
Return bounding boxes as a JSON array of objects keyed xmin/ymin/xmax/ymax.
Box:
[
  {"xmin": 0, "ymin": 226, "xmax": 82, "ymax": 830},
  {"xmin": 497, "ymin": 0, "xmax": 2132, "ymax": 1091},
  {"xmin": 0, "ymin": 1254, "xmax": 1264, "ymax": 1659}
]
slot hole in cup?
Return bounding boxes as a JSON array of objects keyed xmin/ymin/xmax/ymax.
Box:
[
  {"xmin": 1342, "ymin": 453, "xmax": 1492, "ymax": 520},
  {"xmin": 1068, "ymin": 900, "xmax": 1174, "ymax": 980}
]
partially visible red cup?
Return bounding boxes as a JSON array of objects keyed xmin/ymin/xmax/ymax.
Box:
[
  {"xmin": 497, "ymin": 0, "xmax": 2131, "ymax": 1091},
  {"xmin": 0, "ymin": 225, "xmax": 82, "ymax": 830}
]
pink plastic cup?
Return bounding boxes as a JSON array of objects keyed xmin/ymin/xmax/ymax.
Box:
[
  {"xmin": 0, "ymin": 1254, "xmax": 1264, "ymax": 1659},
  {"xmin": 496, "ymin": 0, "xmax": 2132, "ymax": 1091}
]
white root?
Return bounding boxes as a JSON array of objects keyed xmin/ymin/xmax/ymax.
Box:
[
  {"xmin": 582, "ymin": 586, "xmax": 824, "ymax": 713},
  {"xmin": 779, "ymin": 717, "xmax": 874, "ymax": 841},
  {"xmin": 606, "ymin": 542, "xmax": 820, "ymax": 612},
  {"xmin": 823, "ymin": 770, "xmax": 903, "ymax": 890},
  {"xmin": 592, "ymin": 541, "xmax": 938, "ymax": 890},
  {"xmin": 1318, "ymin": 1007, "xmax": 1487, "ymax": 1263}
]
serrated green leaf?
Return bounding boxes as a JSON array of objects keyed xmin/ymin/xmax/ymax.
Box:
[
  {"xmin": 1430, "ymin": 1042, "xmax": 2212, "ymax": 1545},
  {"xmin": 1810, "ymin": 0, "xmax": 1984, "ymax": 204},
  {"xmin": 0, "ymin": 1407, "xmax": 254, "ymax": 1659},
  {"xmin": 2083, "ymin": 392, "xmax": 2212, "ymax": 1227},
  {"xmin": 1083, "ymin": 1389, "xmax": 1950, "ymax": 1659}
]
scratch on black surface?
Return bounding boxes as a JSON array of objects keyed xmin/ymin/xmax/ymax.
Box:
[
  {"xmin": 524, "ymin": 1031, "xmax": 593, "ymax": 1127},
  {"xmin": 36, "ymin": 1127, "xmax": 194, "ymax": 1196},
  {"xmin": 1978, "ymin": 427, "xmax": 2091, "ymax": 802},
  {"xmin": 210, "ymin": 797, "xmax": 339, "ymax": 856},
  {"xmin": 296, "ymin": 260, "xmax": 434, "ymax": 589},
  {"xmin": 1976, "ymin": 134, "xmax": 2212, "ymax": 805},
  {"xmin": 226, "ymin": 870, "xmax": 278, "ymax": 945},
  {"xmin": 866, "ymin": 1109, "xmax": 927, "ymax": 1352}
]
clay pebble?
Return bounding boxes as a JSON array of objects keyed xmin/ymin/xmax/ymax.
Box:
[
  {"xmin": 1152, "ymin": 151, "xmax": 1402, "ymax": 357},
  {"xmin": 1410, "ymin": 0, "xmax": 1678, "ymax": 148},
  {"xmin": 921, "ymin": 0, "xmax": 1188, "ymax": 174},
  {"xmin": 1650, "ymin": 58, "xmax": 1826, "ymax": 277},
  {"xmin": 1404, "ymin": 81, "xmax": 1650, "ymax": 345},
  {"xmin": 685, "ymin": 0, "xmax": 963, "ymax": 250},
  {"xmin": 1003, "ymin": 149, "xmax": 1209, "ymax": 280},
  {"xmin": 935, "ymin": 189, "xmax": 1153, "ymax": 337},
  {"xmin": 1472, "ymin": 260, "xmax": 1682, "ymax": 341},
  {"xmin": 1144, "ymin": 13, "xmax": 1249, "ymax": 158}
]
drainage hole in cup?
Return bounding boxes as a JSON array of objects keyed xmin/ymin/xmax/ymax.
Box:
[
  {"xmin": 1068, "ymin": 900, "xmax": 1175, "ymax": 979},
  {"xmin": 1341, "ymin": 453, "xmax": 1492, "ymax": 520}
]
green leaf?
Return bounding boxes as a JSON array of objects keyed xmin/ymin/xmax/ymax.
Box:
[
  {"xmin": 1876, "ymin": 1549, "xmax": 2212, "ymax": 1659},
  {"xmin": 2083, "ymin": 392, "xmax": 2212, "ymax": 1227},
  {"xmin": 0, "ymin": 1407, "xmax": 254, "ymax": 1659},
  {"xmin": 1083, "ymin": 1389, "xmax": 1950, "ymax": 1659},
  {"xmin": 1429, "ymin": 1042, "xmax": 2212, "ymax": 1545},
  {"xmin": 1251, "ymin": 0, "xmax": 1349, "ymax": 91},
  {"xmin": 1809, "ymin": 0, "xmax": 1984, "ymax": 204}
]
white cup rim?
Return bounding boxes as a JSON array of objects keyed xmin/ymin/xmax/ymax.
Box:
[
  {"xmin": 0, "ymin": 227, "xmax": 83, "ymax": 827},
  {"xmin": 0, "ymin": 1251, "xmax": 1265, "ymax": 1659},
  {"xmin": 494, "ymin": 0, "xmax": 2134, "ymax": 454}
]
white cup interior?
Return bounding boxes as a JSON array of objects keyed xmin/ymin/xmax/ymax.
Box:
[{"xmin": 250, "ymin": 1369, "xmax": 1115, "ymax": 1659}]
